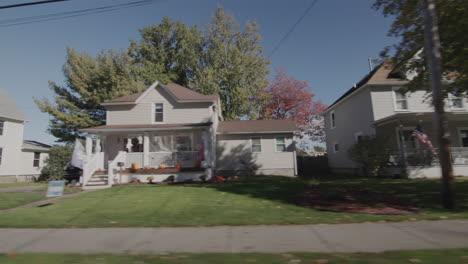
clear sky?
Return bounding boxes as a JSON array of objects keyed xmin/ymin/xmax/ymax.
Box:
[{"xmin": 0, "ymin": 0, "xmax": 396, "ymax": 145}]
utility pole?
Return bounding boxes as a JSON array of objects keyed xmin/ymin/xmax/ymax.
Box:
[{"xmin": 423, "ymin": 0, "xmax": 455, "ymax": 209}]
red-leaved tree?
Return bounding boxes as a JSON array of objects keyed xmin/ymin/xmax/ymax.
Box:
[{"xmin": 261, "ymin": 68, "xmax": 327, "ymax": 144}]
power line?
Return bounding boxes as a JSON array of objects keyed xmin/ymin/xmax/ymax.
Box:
[
  {"xmin": 0, "ymin": 0, "xmax": 69, "ymax": 10},
  {"xmin": 0, "ymin": 0, "xmax": 162, "ymax": 28},
  {"xmin": 267, "ymin": 0, "xmax": 319, "ymax": 59}
]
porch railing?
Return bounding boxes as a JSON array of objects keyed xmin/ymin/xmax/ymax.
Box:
[
  {"xmin": 125, "ymin": 151, "xmax": 199, "ymax": 168},
  {"xmin": 389, "ymin": 147, "xmax": 468, "ymax": 167}
]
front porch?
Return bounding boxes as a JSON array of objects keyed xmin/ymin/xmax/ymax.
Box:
[
  {"xmin": 374, "ymin": 113, "xmax": 468, "ymax": 178},
  {"xmin": 80, "ymin": 123, "xmax": 215, "ymax": 189}
]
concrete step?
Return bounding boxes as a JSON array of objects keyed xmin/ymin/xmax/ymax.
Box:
[
  {"xmin": 82, "ymin": 184, "xmax": 110, "ymax": 190},
  {"xmin": 87, "ymin": 180, "xmax": 108, "ymax": 185}
]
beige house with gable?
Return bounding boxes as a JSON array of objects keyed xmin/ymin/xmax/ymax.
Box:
[
  {"xmin": 323, "ymin": 62, "xmax": 468, "ymax": 178},
  {"xmin": 0, "ymin": 88, "xmax": 50, "ymax": 183},
  {"xmin": 80, "ymin": 81, "xmax": 297, "ymax": 189}
]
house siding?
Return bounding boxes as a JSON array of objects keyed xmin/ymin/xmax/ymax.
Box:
[
  {"xmin": 324, "ymin": 86, "xmax": 375, "ymax": 171},
  {"xmin": 216, "ymin": 133, "xmax": 295, "ymax": 176},
  {"xmin": 19, "ymin": 151, "xmax": 48, "ymax": 176},
  {"xmin": 0, "ymin": 120, "xmax": 24, "ymax": 178},
  {"xmin": 106, "ymin": 86, "xmax": 213, "ymax": 125}
]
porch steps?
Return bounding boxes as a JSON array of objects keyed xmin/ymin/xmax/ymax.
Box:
[{"xmin": 83, "ymin": 174, "xmax": 110, "ymax": 190}]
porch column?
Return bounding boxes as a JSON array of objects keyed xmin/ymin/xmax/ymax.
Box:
[
  {"xmin": 94, "ymin": 138, "xmax": 101, "ymax": 153},
  {"xmin": 143, "ymin": 133, "xmax": 149, "ymax": 167},
  {"xmin": 85, "ymin": 136, "xmax": 93, "ymax": 155}
]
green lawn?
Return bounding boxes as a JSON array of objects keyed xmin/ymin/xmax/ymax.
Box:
[
  {"xmin": 0, "ymin": 192, "xmax": 45, "ymax": 210},
  {"xmin": 0, "ymin": 176, "xmax": 466, "ymax": 227},
  {"xmin": 2, "ymin": 249, "xmax": 468, "ymax": 264},
  {"xmin": 0, "ymin": 182, "xmax": 44, "ymax": 188}
]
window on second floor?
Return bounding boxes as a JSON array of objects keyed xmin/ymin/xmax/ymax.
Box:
[
  {"xmin": 0, "ymin": 121, "xmax": 4, "ymax": 136},
  {"xmin": 393, "ymin": 89, "xmax": 408, "ymax": 111},
  {"xmin": 33, "ymin": 152, "xmax": 40, "ymax": 167},
  {"xmin": 0, "ymin": 148, "xmax": 3, "ymax": 166},
  {"xmin": 330, "ymin": 111, "xmax": 336, "ymax": 129},
  {"xmin": 333, "ymin": 143, "xmax": 339, "ymax": 153},
  {"xmin": 448, "ymin": 94, "xmax": 464, "ymax": 110},
  {"xmin": 154, "ymin": 103, "xmax": 164, "ymax": 122},
  {"xmin": 275, "ymin": 136, "xmax": 286, "ymax": 152},
  {"xmin": 251, "ymin": 137, "xmax": 262, "ymax": 153}
]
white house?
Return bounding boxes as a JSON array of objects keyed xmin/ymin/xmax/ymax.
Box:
[
  {"xmin": 0, "ymin": 88, "xmax": 50, "ymax": 183},
  {"xmin": 79, "ymin": 81, "xmax": 298, "ymax": 189},
  {"xmin": 323, "ymin": 62, "xmax": 468, "ymax": 178}
]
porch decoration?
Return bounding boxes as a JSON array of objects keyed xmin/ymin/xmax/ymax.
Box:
[
  {"xmin": 411, "ymin": 125, "xmax": 437, "ymax": 155},
  {"xmin": 131, "ymin": 163, "xmax": 139, "ymax": 170},
  {"xmin": 147, "ymin": 176, "xmax": 154, "ymax": 184},
  {"xmin": 158, "ymin": 163, "xmax": 166, "ymax": 169},
  {"xmin": 175, "ymin": 163, "xmax": 182, "ymax": 169}
]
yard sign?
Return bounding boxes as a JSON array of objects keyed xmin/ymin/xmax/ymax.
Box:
[{"xmin": 46, "ymin": 181, "xmax": 65, "ymax": 197}]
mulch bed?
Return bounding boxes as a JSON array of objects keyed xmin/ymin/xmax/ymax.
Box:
[{"xmin": 291, "ymin": 186, "xmax": 422, "ymax": 215}]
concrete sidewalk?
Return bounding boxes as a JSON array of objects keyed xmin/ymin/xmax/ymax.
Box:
[{"xmin": 1, "ymin": 219, "xmax": 468, "ymax": 254}]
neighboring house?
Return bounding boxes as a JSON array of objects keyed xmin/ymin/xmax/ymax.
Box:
[
  {"xmin": 0, "ymin": 88, "xmax": 51, "ymax": 183},
  {"xmin": 80, "ymin": 81, "xmax": 297, "ymax": 189},
  {"xmin": 323, "ymin": 62, "xmax": 468, "ymax": 178}
]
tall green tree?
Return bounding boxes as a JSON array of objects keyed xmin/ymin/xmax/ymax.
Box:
[
  {"xmin": 128, "ymin": 17, "xmax": 203, "ymax": 86},
  {"xmin": 373, "ymin": 0, "xmax": 468, "ymax": 95},
  {"xmin": 35, "ymin": 48, "xmax": 145, "ymax": 142},
  {"xmin": 192, "ymin": 7, "xmax": 270, "ymax": 119}
]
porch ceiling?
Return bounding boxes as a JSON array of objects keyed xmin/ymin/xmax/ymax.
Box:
[
  {"xmin": 80, "ymin": 122, "xmax": 212, "ymax": 134},
  {"xmin": 374, "ymin": 112, "xmax": 468, "ymax": 127}
]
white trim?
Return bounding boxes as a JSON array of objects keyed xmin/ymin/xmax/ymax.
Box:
[
  {"xmin": 274, "ymin": 136, "xmax": 287, "ymax": 152},
  {"xmin": 457, "ymin": 127, "xmax": 468, "ymax": 148},
  {"xmin": 81, "ymin": 126, "xmax": 211, "ymax": 134},
  {"xmin": 392, "ymin": 87, "xmax": 409, "ymax": 112},
  {"xmin": 330, "ymin": 111, "xmax": 336, "ymax": 129},
  {"xmin": 250, "ymin": 136, "xmax": 262, "ymax": 153}
]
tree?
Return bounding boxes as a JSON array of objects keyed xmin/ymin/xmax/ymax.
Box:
[
  {"xmin": 261, "ymin": 68, "xmax": 327, "ymax": 142},
  {"xmin": 372, "ymin": 0, "xmax": 468, "ymax": 95},
  {"xmin": 313, "ymin": 146, "xmax": 326, "ymax": 153},
  {"xmin": 348, "ymin": 136, "xmax": 392, "ymax": 177},
  {"xmin": 40, "ymin": 145, "xmax": 73, "ymax": 180},
  {"xmin": 128, "ymin": 17, "xmax": 203, "ymax": 86},
  {"xmin": 191, "ymin": 7, "xmax": 270, "ymax": 120},
  {"xmin": 35, "ymin": 48, "xmax": 145, "ymax": 142}
]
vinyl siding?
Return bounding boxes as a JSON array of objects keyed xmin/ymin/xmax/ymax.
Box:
[
  {"xmin": 324, "ymin": 86, "xmax": 375, "ymax": 169},
  {"xmin": 216, "ymin": 133, "xmax": 295, "ymax": 173},
  {"xmin": 0, "ymin": 120, "xmax": 24, "ymax": 176},
  {"xmin": 106, "ymin": 86, "xmax": 213, "ymax": 125},
  {"xmin": 19, "ymin": 151, "xmax": 48, "ymax": 176}
]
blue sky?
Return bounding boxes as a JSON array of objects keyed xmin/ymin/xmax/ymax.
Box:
[{"xmin": 0, "ymin": 0, "xmax": 396, "ymax": 145}]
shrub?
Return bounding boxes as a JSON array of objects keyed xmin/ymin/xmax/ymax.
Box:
[
  {"xmin": 348, "ymin": 136, "xmax": 392, "ymax": 177},
  {"xmin": 40, "ymin": 145, "xmax": 73, "ymax": 181}
]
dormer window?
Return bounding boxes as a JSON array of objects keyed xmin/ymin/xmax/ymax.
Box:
[
  {"xmin": 448, "ymin": 94, "xmax": 464, "ymax": 110},
  {"xmin": 393, "ymin": 88, "xmax": 408, "ymax": 111},
  {"xmin": 154, "ymin": 103, "xmax": 163, "ymax": 122}
]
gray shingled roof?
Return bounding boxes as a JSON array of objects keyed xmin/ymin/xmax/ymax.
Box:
[
  {"xmin": 22, "ymin": 140, "xmax": 51, "ymax": 152},
  {"xmin": 0, "ymin": 88, "xmax": 29, "ymax": 121},
  {"xmin": 218, "ymin": 120, "xmax": 297, "ymax": 133}
]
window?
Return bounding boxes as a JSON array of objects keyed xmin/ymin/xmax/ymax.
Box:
[
  {"xmin": 354, "ymin": 132, "xmax": 363, "ymax": 143},
  {"xmin": 330, "ymin": 111, "xmax": 336, "ymax": 129},
  {"xmin": 393, "ymin": 89, "xmax": 408, "ymax": 110},
  {"xmin": 0, "ymin": 148, "xmax": 2, "ymax": 165},
  {"xmin": 333, "ymin": 143, "xmax": 339, "ymax": 153},
  {"xmin": 175, "ymin": 134, "xmax": 192, "ymax": 151},
  {"xmin": 459, "ymin": 129, "xmax": 468, "ymax": 148},
  {"xmin": 448, "ymin": 95, "xmax": 464, "ymax": 110},
  {"xmin": 33, "ymin": 152, "xmax": 40, "ymax": 167},
  {"xmin": 275, "ymin": 136, "xmax": 286, "ymax": 152},
  {"xmin": 154, "ymin": 103, "xmax": 163, "ymax": 122},
  {"xmin": 251, "ymin": 137, "xmax": 262, "ymax": 152},
  {"xmin": 0, "ymin": 121, "xmax": 4, "ymax": 135}
]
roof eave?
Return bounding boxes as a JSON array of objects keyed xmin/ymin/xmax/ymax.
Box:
[
  {"xmin": 217, "ymin": 130, "xmax": 297, "ymax": 135},
  {"xmin": 80, "ymin": 125, "xmax": 212, "ymax": 134}
]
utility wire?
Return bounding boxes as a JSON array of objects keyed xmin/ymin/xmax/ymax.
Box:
[
  {"xmin": 268, "ymin": 0, "xmax": 319, "ymax": 59},
  {"xmin": 0, "ymin": 0, "xmax": 69, "ymax": 10},
  {"xmin": 0, "ymin": 0, "xmax": 162, "ymax": 28}
]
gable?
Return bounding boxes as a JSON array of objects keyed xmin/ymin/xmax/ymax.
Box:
[{"xmin": 0, "ymin": 88, "xmax": 29, "ymax": 122}]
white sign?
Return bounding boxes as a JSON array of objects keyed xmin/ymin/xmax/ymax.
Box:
[{"xmin": 46, "ymin": 181, "xmax": 65, "ymax": 197}]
